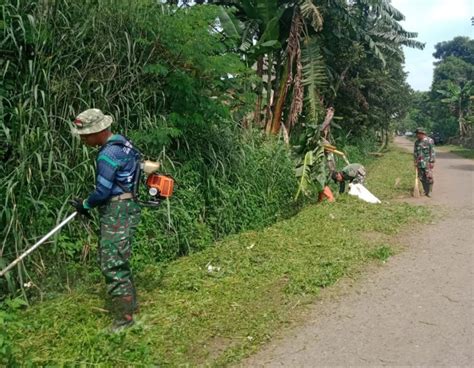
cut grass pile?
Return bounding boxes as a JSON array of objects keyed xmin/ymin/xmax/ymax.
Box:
[{"xmin": 4, "ymin": 148, "xmax": 430, "ymax": 367}]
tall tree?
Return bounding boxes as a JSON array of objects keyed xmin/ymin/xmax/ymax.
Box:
[
  {"xmin": 216, "ymin": 0, "xmax": 423, "ymax": 138},
  {"xmin": 431, "ymin": 37, "xmax": 474, "ymax": 138}
]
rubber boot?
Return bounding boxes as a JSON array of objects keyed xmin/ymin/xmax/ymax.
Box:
[
  {"xmin": 110, "ymin": 295, "xmax": 134, "ymax": 333},
  {"xmin": 427, "ymin": 183, "xmax": 433, "ymax": 197},
  {"xmin": 421, "ymin": 181, "xmax": 431, "ymax": 197}
]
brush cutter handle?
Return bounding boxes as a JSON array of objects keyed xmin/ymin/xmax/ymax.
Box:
[{"xmin": 0, "ymin": 212, "xmax": 78, "ymax": 277}]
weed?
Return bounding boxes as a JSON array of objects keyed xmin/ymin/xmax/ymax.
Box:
[
  {"xmin": 369, "ymin": 245, "xmax": 394, "ymax": 262},
  {"xmin": 0, "ymin": 298, "xmax": 28, "ymax": 366}
]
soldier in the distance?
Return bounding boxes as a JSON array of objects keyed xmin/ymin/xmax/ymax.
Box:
[{"xmin": 414, "ymin": 127, "xmax": 436, "ymax": 197}]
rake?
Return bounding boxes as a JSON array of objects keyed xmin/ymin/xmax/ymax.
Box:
[{"xmin": 413, "ymin": 167, "xmax": 421, "ymax": 198}]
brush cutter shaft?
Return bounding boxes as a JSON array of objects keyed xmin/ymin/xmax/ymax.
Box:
[{"xmin": 0, "ymin": 212, "xmax": 78, "ymax": 277}]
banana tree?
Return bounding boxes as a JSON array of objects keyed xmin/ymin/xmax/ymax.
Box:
[
  {"xmin": 215, "ymin": 0, "xmax": 326, "ymax": 131},
  {"xmin": 215, "ymin": 0, "xmax": 288, "ymax": 127},
  {"xmin": 438, "ymin": 80, "xmax": 473, "ymax": 137},
  {"xmin": 294, "ymin": 121, "xmax": 329, "ymax": 200}
]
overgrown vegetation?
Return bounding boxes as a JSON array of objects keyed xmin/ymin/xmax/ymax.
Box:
[
  {"xmin": 5, "ymin": 148, "xmax": 431, "ymax": 366},
  {"xmin": 1, "ymin": 0, "xmax": 421, "ymax": 299},
  {"xmin": 0, "ymin": 1, "xmax": 299, "ymax": 298}
]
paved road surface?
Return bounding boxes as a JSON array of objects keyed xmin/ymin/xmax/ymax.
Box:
[{"xmin": 242, "ymin": 137, "xmax": 473, "ymax": 367}]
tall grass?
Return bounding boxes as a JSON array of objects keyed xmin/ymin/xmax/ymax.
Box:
[{"xmin": 0, "ymin": 1, "xmax": 298, "ymax": 298}]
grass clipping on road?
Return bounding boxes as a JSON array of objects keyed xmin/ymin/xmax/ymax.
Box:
[{"xmin": 7, "ymin": 148, "xmax": 430, "ymax": 367}]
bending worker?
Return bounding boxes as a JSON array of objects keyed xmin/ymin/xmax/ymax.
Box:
[
  {"xmin": 414, "ymin": 127, "xmax": 435, "ymax": 197},
  {"xmin": 70, "ymin": 108, "xmax": 141, "ymax": 332},
  {"xmin": 332, "ymin": 163, "xmax": 366, "ymax": 193}
]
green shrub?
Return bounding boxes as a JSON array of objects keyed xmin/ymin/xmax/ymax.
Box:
[{"xmin": 0, "ymin": 298, "xmax": 27, "ymax": 365}]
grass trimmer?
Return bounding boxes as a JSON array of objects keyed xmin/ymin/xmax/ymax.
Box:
[
  {"xmin": 413, "ymin": 167, "xmax": 421, "ymax": 198},
  {"xmin": 0, "ymin": 212, "xmax": 78, "ymax": 277}
]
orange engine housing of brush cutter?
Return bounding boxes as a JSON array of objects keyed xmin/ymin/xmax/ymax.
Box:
[{"xmin": 146, "ymin": 174, "xmax": 174, "ymax": 198}]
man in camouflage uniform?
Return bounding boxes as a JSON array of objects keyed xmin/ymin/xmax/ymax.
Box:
[
  {"xmin": 70, "ymin": 108, "xmax": 141, "ymax": 332},
  {"xmin": 414, "ymin": 127, "xmax": 435, "ymax": 197},
  {"xmin": 332, "ymin": 163, "xmax": 366, "ymax": 194}
]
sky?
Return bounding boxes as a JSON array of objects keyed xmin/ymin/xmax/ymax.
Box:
[{"xmin": 391, "ymin": 0, "xmax": 473, "ymax": 91}]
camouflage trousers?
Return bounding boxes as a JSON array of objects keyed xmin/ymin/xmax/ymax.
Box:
[
  {"xmin": 99, "ymin": 200, "xmax": 141, "ymax": 298},
  {"xmin": 418, "ymin": 167, "xmax": 434, "ymax": 195}
]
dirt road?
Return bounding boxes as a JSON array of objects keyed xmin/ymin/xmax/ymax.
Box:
[{"xmin": 243, "ymin": 137, "xmax": 473, "ymax": 367}]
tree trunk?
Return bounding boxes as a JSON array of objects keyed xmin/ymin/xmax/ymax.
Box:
[
  {"xmin": 458, "ymin": 108, "xmax": 466, "ymax": 138},
  {"xmin": 320, "ymin": 107, "xmax": 335, "ymax": 139},
  {"xmin": 264, "ymin": 54, "xmax": 274, "ymax": 134},
  {"xmin": 378, "ymin": 127, "xmax": 389, "ymax": 152},
  {"xmin": 267, "ymin": 8, "xmax": 302, "ymax": 135},
  {"xmin": 254, "ymin": 56, "xmax": 264, "ymax": 127},
  {"xmin": 270, "ymin": 59, "xmax": 290, "ymax": 134}
]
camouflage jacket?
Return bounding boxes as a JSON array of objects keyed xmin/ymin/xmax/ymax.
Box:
[
  {"xmin": 339, "ymin": 163, "xmax": 366, "ymax": 193},
  {"xmin": 414, "ymin": 137, "xmax": 435, "ymax": 169},
  {"xmin": 341, "ymin": 163, "xmax": 366, "ymax": 182}
]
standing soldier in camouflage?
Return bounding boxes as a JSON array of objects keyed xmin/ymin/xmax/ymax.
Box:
[
  {"xmin": 70, "ymin": 108, "xmax": 141, "ymax": 332},
  {"xmin": 332, "ymin": 163, "xmax": 366, "ymax": 193},
  {"xmin": 414, "ymin": 127, "xmax": 435, "ymax": 197}
]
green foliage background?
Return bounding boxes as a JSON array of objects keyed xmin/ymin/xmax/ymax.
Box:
[
  {"xmin": 0, "ymin": 0, "xmax": 421, "ymax": 301},
  {"xmin": 399, "ymin": 36, "xmax": 473, "ymax": 139}
]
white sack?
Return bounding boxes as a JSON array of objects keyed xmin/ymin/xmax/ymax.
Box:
[{"xmin": 348, "ymin": 183, "xmax": 381, "ymax": 204}]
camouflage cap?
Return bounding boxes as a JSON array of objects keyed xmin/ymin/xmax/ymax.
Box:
[
  {"xmin": 72, "ymin": 108, "xmax": 113, "ymax": 135},
  {"xmin": 415, "ymin": 127, "xmax": 427, "ymax": 135}
]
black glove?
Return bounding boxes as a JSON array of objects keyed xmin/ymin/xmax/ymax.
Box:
[{"xmin": 69, "ymin": 199, "xmax": 92, "ymax": 219}]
